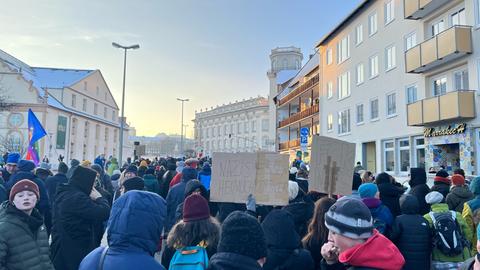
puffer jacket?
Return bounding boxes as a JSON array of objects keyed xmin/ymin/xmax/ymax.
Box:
[
  {"xmin": 207, "ymin": 253, "xmax": 263, "ymax": 270},
  {"xmin": 0, "ymin": 202, "xmax": 54, "ymax": 270},
  {"xmin": 79, "ymin": 191, "xmax": 166, "ymax": 270},
  {"xmin": 143, "ymin": 174, "xmax": 161, "ymax": 196},
  {"xmin": 408, "ymin": 168, "xmax": 430, "ymax": 215},
  {"xmin": 361, "ymin": 198, "xmax": 393, "ymax": 236},
  {"xmin": 446, "ymin": 186, "xmax": 473, "ymax": 212}
]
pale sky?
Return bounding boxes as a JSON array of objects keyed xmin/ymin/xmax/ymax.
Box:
[{"xmin": 1, "ymin": 0, "xmax": 361, "ymax": 138}]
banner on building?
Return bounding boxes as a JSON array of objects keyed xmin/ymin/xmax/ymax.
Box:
[
  {"xmin": 56, "ymin": 116, "xmax": 67, "ymax": 149},
  {"xmin": 309, "ymin": 136, "xmax": 355, "ymax": 196},
  {"xmin": 210, "ymin": 152, "xmax": 289, "ymax": 205}
]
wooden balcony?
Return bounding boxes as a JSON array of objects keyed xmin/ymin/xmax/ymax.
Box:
[
  {"xmin": 407, "ymin": 90, "xmax": 475, "ymax": 126},
  {"xmin": 404, "ymin": 0, "xmax": 450, "ymax": 20},
  {"xmin": 278, "ymin": 74, "xmax": 319, "ymax": 106},
  {"xmin": 405, "ymin": 25, "xmax": 472, "ymax": 73},
  {"xmin": 279, "ymin": 138, "xmax": 301, "ymax": 151},
  {"xmin": 278, "ymin": 104, "xmax": 319, "ymax": 128}
]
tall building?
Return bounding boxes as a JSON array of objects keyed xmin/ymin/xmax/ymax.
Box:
[
  {"xmin": 193, "ymin": 97, "xmax": 272, "ymax": 156},
  {"xmin": 267, "ymin": 47, "xmax": 303, "ymax": 151},
  {"xmin": 317, "ymin": 0, "xmax": 479, "ymax": 176}
]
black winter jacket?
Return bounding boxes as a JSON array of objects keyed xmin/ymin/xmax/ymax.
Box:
[
  {"xmin": 160, "ymin": 170, "xmax": 176, "ymax": 199},
  {"xmin": 377, "ymin": 182, "xmax": 404, "ymax": 217},
  {"xmin": 207, "ymin": 252, "xmax": 263, "ymax": 270},
  {"xmin": 431, "ymin": 181, "xmax": 451, "ymax": 200},
  {"xmin": 408, "ymin": 168, "xmax": 430, "ymax": 215},
  {"xmin": 45, "ymin": 173, "xmax": 68, "ymax": 206}
]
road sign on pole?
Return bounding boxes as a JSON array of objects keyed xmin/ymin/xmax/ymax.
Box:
[{"xmin": 300, "ymin": 127, "xmax": 309, "ymax": 152}]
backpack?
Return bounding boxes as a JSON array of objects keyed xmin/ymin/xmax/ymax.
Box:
[
  {"xmin": 169, "ymin": 246, "xmax": 208, "ymax": 270},
  {"xmin": 429, "ymin": 211, "xmax": 466, "ymax": 256}
]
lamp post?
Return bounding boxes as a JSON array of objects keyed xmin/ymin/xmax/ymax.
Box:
[
  {"xmin": 112, "ymin": 42, "xmax": 139, "ymax": 164},
  {"xmin": 177, "ymin": 98, "xmax": 189, "ymax": 156}
]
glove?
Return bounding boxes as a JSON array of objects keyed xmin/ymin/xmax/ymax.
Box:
[{"xmin": 246, "ymin": 194, "xmax": 256, "ymax": 213}]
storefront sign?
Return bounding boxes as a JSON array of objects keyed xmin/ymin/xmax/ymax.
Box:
[
  {"xmin": 424, "ymin": 123, "xmax": 467, "ymax": 137},
  {"xmin": 56, "ymin": 116, "xmax": 67, "ymax": 149}
]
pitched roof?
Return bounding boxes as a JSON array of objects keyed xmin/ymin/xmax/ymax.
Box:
[{"xmin": 31, "ymin": 67, "xmax": 94, "ymax": 89}]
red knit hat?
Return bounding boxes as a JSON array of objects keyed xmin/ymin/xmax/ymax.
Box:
[
  {"xmin": 451, "ymin": 174, "xmax": 465, "ymax": 186},
  {"xmin": 9, "ymin": 179, "xmax": 40, "ymax": 202},
  {"xmin": 183, "ymin": 193, "xmax": 210, "ymax": 222}
]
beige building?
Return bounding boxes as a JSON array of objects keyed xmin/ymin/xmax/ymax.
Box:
[
  {"xmin": 0, "ymin": 49, "xmax": 132, "ymax": 167},
  {"xmin": 317, "ymin": 0, "xmax": 480, "ymax": 176}
]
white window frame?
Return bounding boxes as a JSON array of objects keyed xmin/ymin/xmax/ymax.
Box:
[
  {"xmin": 327, "ymin": 81, "xmax": 333, "ymax": 99},
  {"xmin": 369, "ymin": 12, "xmax": 378, "ymax": 36},
  {"xmin": 432, "ymin": 75, "xmax": 447, "ymax": 96},
  {"xmin": 337, "ymin": 109, "xmax": 351, "ymax": 135},
  {"xmin": 451, "ymin": 8, "xmax": 466, "ymax": 26},
  {"xmin": 385, "ymin": 45, "xmax": 396, "ymax": 71},
  {"xmin": 370, "ymin": 98, "xmax": 379, "ymax": 121},
  {"xmin": 356, "ymin": 104, "xmax": 364, "ymax": 125},
  {"xmin": 386, "ymin": 92, "xmax": 397, "ymax": 118},
  {"xmin": 327, "ymin": 113, "xmax": 333, "ymax": 132},
  {"xmin": 413, "ymin": 136, "xmax": 425, "ymax": 169},
  {"xmin": 383, "ymin": 140, "xmax": 395, "ymax": 173},
  {"xmin": 369, "ymin": 54, "xmax": 379, "ymax": 79},
  {"xmin": 454, "ymin": 68, "xmax": 469, "ymax": 90},
  {"xmin": 326, "ymin": 48, "xmax": 333, "ymax": 65},
  {"xmin": 356, "ymin": 63, "xmax": 364, "ymax": 85},
  {"xmin": 71, "ymin": 94, "xmax": 76, "ymax": 108},
  {"xmin": 337, "ymin": 35, "xmax": 350, "ymax": 64},
  {"xmin": 406, "ymin": 84, "xmax": 418, "ymax": 104},
  {"xmin": 404, "ymin": 31, "xmax": 417, "ymax": 51},
  {"xmin": 475, "ymin": 0, "xmax": 480, "ymax": 27},
  {"xmin": 431, "ymin": 19, "xmax": 445, "ymax": 36},
  {"xmin": 384, "ymin": 0, "xmax": 395, "ymax": 25},
  {"xmin": 397, "ymin": 138, "xmax": 410, "ymax": 174},
  {"xmin": 337, "ymin": 71, "xmax": 351, "ymax": 100},
  {"xmin": 355, "ymin": 24, "xmax": 363, "ymax": 46}
]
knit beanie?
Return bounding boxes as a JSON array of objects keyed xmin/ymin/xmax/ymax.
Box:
[
  {"xmin": 123, "ymin": 176, "xmax": 145, "ymax": 192},
  {"xmin": 125, "ymin": 165, "xmax": 138, "ymax": 175},
  {"xmin": 425, "ymin": 191, "xmax": 444, "ymax": 205},
  {"xmin": 451, "ymin": 174, "xmax": 465, "ymax": 186},
  {"xmin": 325, "ymin": 197, "xmax": 373, "ymax": 240},
  {"xmin": 434, "ymin": 170, "xmax": 451, "ymax": 185},
  {"xmin": 17, "ymin": 160, "xmax": 35, "ymax": 172},
  {"xmin": 10, "ymin": 179, "xmax": 40, "ymax": 202},
  {"xmin": 288, "ymin": 180, "xmax": 299, "ymax": 201},
  {"xmin": 183, "ymin": 193, "xmax": 210, "ymax": 222},
  {"xmin": 358, "ymin": 183, "xmax": 378, "ymax": 198},
  {"xmin": 6, "ymin": 153, "xmax": 20, "ymax": 165},
  {"xmin": 182, "ymin": 167, "xmax": 198, "ymax": 182},
  {"xmin": 217, "ymin": 211, "xmax": 267, "ymax": 260},
  {"xmin": 471, "ymin": 176, "xmax": 480, "ymax": 195},
  {"xmin": 58, "ymin": 162, "xmax": 68, "ymax": 174}
]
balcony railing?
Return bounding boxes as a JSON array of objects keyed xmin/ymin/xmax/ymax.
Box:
[
  {"xmin": 279, "ymin": 138, "xmax": 301, "ymax": 151},
  {"xmin": 278, "ymin": 74, "xmax": 319, "ymax": 106},
  {"xmin": 278, "ymin": 104, "xmax": 319, "ymax": 128},
  {"xmin": 404, "ymin": 0, "xmax": 450, "ymax": 20},
  {"xmin": 405, "ymin": 25, "xmax": 472, "ymax": 73},
  {"xmin": 407, "ymin": 90, "xmax": 475, "ymax": 126}
]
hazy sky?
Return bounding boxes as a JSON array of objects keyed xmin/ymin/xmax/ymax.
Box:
[{"xmin": 1, "ymin": 0, "xmax": 361, "ymax": 137}]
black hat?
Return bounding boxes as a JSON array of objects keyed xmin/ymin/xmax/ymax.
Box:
[
  {"xmin": 123, "ymin": 176, "xmax": 144, "ymax": 192},
  {"xmin": 325, "ymin": 197, "xmax": 373, "ymax": 240},
  {"xmin": 58, "ymin": 162, "xmax": 69, "ymax": 174},
  {"xmin": 125, "ymin": 165, "xmax": 138, "ymax": 175},
  {"xmin": 436, "ymin": 169, "xmax": 449, "ymax": 178},
  {"xmin": 68, "ymin": 166, "xmax": 97, "ymax": 195},
  {"xmin": 217, "ymin": 211, "xmax": 267, "ymax": 260}
]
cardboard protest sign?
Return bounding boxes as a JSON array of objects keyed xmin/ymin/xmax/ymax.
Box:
[
  {"xmin": 210, "ymin": 152, "xmax": 289, "ymax": 205},
  {"xmin": 309, "ymin": 136, "xmax": 355, "ymax": 196}
]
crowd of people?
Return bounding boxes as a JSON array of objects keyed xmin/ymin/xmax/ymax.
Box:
[{"xmin": 2, "ymin": 151, "xmax": 480, "ymax": 269}]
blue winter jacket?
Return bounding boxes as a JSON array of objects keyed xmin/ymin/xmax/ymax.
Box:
[
  {"xmin": 198, "ymin": 164, "xmax": 212, "ymax": 190},
  {"xmin": 79, "ymin": 191, "xmax": 166, "ymax": 270}
]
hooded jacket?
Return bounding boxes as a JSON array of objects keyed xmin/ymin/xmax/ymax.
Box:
[
  {"xmin": 207, "ymin": 252, "xmax": 263, "ymax": 270},
  {"xmin": 45, "ymin": 173, "xmax": 68, "ymax": 207},
  {"xmin": 50, "ymin": 166, "xmax": 111, "ymax": 270},
  {"xmin": 79, "ymin": 191, "xmax": 166, "ymax": 270},
  {"xmin": 376, "ymin": 173, "xmax": 404, "ymax": 217},
  {"xmin": 198, "ymin": 164, "xmax": 212, "ymax": 190},
  {"xmin": 446, "ymin": 185, "xmax": 473, "ymax": 212},
  {"xmin": 174, "ymin": 180, "xmax": 208, "ymax": 222},
  {"xmin": 390, "ymin": 194, "xmax": 431, "ymax": 270},
  {"xmin": 408, "ymin": 168, "xmax": 430, "ymax": 215},
  {"xmin": 261, "ymin": 210, "xmax": 314, "ymax": 270},
  {"xmin": 361, "ymin": 198, "xmax": 393, "ymax": 235},
  {"xmin": 106, "ymin": 158, "xmax": 119, "ymax": 176}
]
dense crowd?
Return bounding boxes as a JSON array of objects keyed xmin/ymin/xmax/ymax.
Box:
[{"xmin": 1, "ymin": 152, "xmax": 480, "ymax": 270}]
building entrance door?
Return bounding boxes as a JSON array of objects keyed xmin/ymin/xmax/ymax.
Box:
[{"xmin": 363, "ymin": 141, "xmax": 376, "ymax": 173}]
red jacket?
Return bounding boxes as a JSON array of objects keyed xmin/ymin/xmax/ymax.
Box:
[{"xmin": 169, "ymin": 172, "xmax": 182, "ymax": 188}]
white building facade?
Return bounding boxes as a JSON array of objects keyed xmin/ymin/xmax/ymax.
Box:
[{"xmin": 193, "ymin": 97, "xmax": 272, "ymax": 156}]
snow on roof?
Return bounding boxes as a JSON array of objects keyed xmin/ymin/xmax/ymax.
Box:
[
  {"xmin": 31, "ymin": 67, "xmax": 94, "ymax": 89},
  {"xmin": 277, "ymin": 52, "xmax": 319, "ymax": 100},
  {"xmin": 276, "ymin": 69, "xmax": 299, "ymax": 85}
]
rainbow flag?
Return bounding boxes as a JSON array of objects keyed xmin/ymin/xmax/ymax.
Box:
[{"xmin": 25, "ymin": 109, "xmax": 47, "ymax": 165}]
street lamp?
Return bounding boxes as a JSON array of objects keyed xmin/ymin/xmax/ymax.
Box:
[
  {"xmin": 177, "ymin": 98, "xmax": 189, "ymax": 156},
  {"xmin": 112, "ymin": 42, "xmax": 140, "ymax": 164}
]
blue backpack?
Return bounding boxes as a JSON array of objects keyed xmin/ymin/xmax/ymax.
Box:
[{"xmin": 169, "ymin": 246, "xmax": 208, "ymax": 270}]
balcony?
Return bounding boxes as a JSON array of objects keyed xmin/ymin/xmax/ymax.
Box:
[
  {"xmin": 279, "ymin": 138, "xmax": 300, "ymax": 151},
  {"xmin": 278, "ymin": 104, "xmax": 319, "ymax": 128},
  {"xmin": 278, "ymin": 74, "xmax": 319, "ymax": 106},
  {"xmin": 407, "ymin": 90, "xmax": 475, "ymax": 126},
  {"xmin": 405, "ymin": 25, "xmax": 472, "ymax": 73},
  {"xmin": 404, "ymin": 0, "xmax": 450, "ymax": 20}
]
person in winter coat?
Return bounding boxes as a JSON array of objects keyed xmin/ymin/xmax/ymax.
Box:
[
  {"xmin": 431, "ymin": 169, "xmax": 451, "ymax": 200},
  {"xmin": 106, "ymin": 157, "xmax": 119, "ymax": 176},
  {"xmin": 424, "ymin": 191, "xmax": 472, "ymax": 268},
  {"xmin": 174, "ymin": 180, "xmax": 208, "ymax": 222},
  {"xmin": 143, "ymin": 168, "xmax": 161, "ymax": 195},
  {"xmin": 375, "ymin": 172, "xmax": 405, "ymax": 217},
  {"xmin": 169, "ymin": 159, "xmax": 198, "ymax": 188},
  {"xmin": 361, "ymin": 170, "xmax": 374, "ymax": 183},
  {"xmin": 160, "ymin": 160, "xmax": 177, "ymax": 199},
  {"xmin": 198, "ymin": 162, "xmax": 212, "ymax": 190},
  {"xmin": 460, "ymin": 224, "xmax": 480, "ymax": 270},
  {"xmin": 320, "ymin": 197, "xmax": 405, "ymax": 270},
  {"xmin": 358, "ymin": 183, "xmax": 393, "ymax": 236},
  {"xmin": 110, "ymin": 169, "xmax": 121, "ymax": 191},
  {"xmin": 390, "ymin": 194, "xmax": 431, "ymax": 270},
  {"xmin": 302, "ymin": 197, "xmax": 336, "ymax": 269},
  {"xmin": 408, "ymin": 167, "xmax": 431, "ymax": 215},
  {"xmin": 261, "ymin": 209, "xmax": 314, "ymax": 270},
  {"xmin": 446, "ymin": 174, "xmax": 473, "ymax": 212},
  {"xmin": 0, "ymin": 179, "xmax": 54, "ymax": 270},
  {"xmin": 79, "ymin": 191, "xmax": 166, "ymax": 270},
  {"xmin": 351, "ymin": 173, "xmax": 362, "ymax": 199},
  {"xmin": 50, "ymin": 166, "xmax": 111, "ymax": 270},
  {"xmin": 1, "ymin": 153, "xmax": 20, "ymax": 183},
  {"xmin": 91, "ymin": 164, "xmax": 114, "ymax": 204},
  {"xmin": 35, "ymin": 163, "xmax": 52, "ymax": 182},
  {"xmin": 295, "ymin": 167, "xmax": 309, "ymax": 194},
  {"xmin": 283, "ymin": 189, "xmax": 315, "ymax": 239},
  {"xmin": 207, "ymin": 211, "xmax": 267, "ymax": 270},
  {"xmin": 45, "ymin": 162, "xmax": 69, "ymax": 207},
  {"xmin": 164, "ymin": 167, "xmax": 198, "ymax": 234},
  {"xmin": 463, "ymin": 176, "xmax": 480, "ymax": 254}
]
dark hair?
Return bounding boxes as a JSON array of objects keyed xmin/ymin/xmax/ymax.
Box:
[
  {"xmin": 302, "ymin": 197, "xmax": 336, "ymax": 250},
  {"xmin": 167, "ymin": 217, "xmax": 220, "ymax": 253},
  {"xmin": 352, "ymin": 173, "xmax": 362, "ymax": 191},
  {"xmin": 454, "ymin": 168, "xmax": 465, "ymax": 178},
  {"xmin": 375, "ymin": 172, "xmax": 391, "ymax": 185}
]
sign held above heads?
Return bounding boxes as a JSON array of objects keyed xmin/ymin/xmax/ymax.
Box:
[{"xmin": 210, "ymin": 152, "xmax": 289, "ymax": 205}]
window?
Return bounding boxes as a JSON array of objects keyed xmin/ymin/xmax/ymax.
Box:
[
  {"xmin": 218, "ymin": 126, "xmax": 221, "ymax": 136},
  {"xmin": 356, "ymin": 64, "xmax": 364, "ymax": 85},
  {"xmin": 251, "ymin": 120, "xmax": 256, "ymax": 132},
  {"xmin": 105, "ymin": 128, "xmax": 109, "ymax": 142},
  {"xmin": 95, "ymin": 125, "xmax": 100, "ymax": 139},
  {"xmin": 387, "ymin": 93, "xmax": 396, "ymax": 116},
  {"xmin": 82, "ymin": 98, "xmax": 87, "ymax": 111},
  {"xmin": 71, "ymin": 94, "xmax": 76, "ymax": 108},
  {"xmin": 337, "ymin": 36, "xmax": 350, "ymax": 63},
  {"xmin": 433, "ymin": 77, "xmax": 447, "ymax": 96},
  {"xmin": 356, "ymin": 104, "xmax": 364, "ymax": 124},
  {"xmin": 385, "ymin": 45, "xmax": 396, "ymax": 71},
  {"xmin": 244, "ymin": 122, "xmax": 249, "ymax": 133},
  {"xmin": 230, "ymin": 123, "xmax": 234, "ymax": 134},
  {"xmin": 327, "ymin": 81, "xmax": 333, "ymax": 99},
  {"xmin": 384, "ymin": 0, "xmax": 395, "ymax": 25},
  {"xmin": 103, "ymin": 107, "xmax": 107, "ymax": 118},
  {"xmin": 454, "ymin": 70, "xmax": 469, "ymax": 90},
  {"xmin": 406, "ymin": 85, "xmax": 417, "ymax": 104},
  {"xmin": 369, "ymin": 55, "xmax": 379, "ymax": 78},
  {"xmin": 384, "ymin": 141, "xmax": 395, "ymax": 172},
  {"xmin": 94, "ymin": 103, "xmax": 98, "ymax": 115},
  {"xmin": 405, "ymin": 32, "xmax": 417, "ymax": 51},
  {"xmin": 356, "ymin": 24, "xmax": 363, "ymax": 45},
  {"xmin": 262, "ymin": 119, "xmax": 269, "ymax": 131},
  {"xmin": 84, "ymin": 81, "xmax": 88, "ymax": 91},
  {"xmin": 337, "ymin": 72, "xmax": 350, "ymax": 99},
  {"xmin": 398, "ymin": 139, "xmax": 410, "ymax": 173},
  {"xmin": 338, "ymin": 109, "xmax": 351, "ymax": 135},
  {"xmin": 414, "ymin": 137, "xmax": 425, "ymax": 169},
  {"xmin": 369, "ymin": 12, "xmax": 378, "ymax": 36},
  {"xmin": 451, "ymin": 8, "xmax": 466, "ymax": 26},
  {"xmin": 327, "ymin": 114, "xmax": 333, "ymax": 131},
  {"xmin": 326, "ymin": 48, "xmax": 333, "ymax": 65},
  {"xmin": 112, "ymin": 110, "xmax": 116, "ymax": 121},
  {"xmin": 213, "ymin": 126, "xmax": 216, "ymax": 137},
  {"xmin": 432, "ymin": 20, "xmax": 445, "ymax": 36},
  {"xmin": 370, "ymin": 98, "xmax": 379, "ymax": 120}
]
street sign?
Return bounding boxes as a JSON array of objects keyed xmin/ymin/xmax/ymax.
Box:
[{"xmin": 300, "ymin": 127, "xmax": 309, "ymax": 152}]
